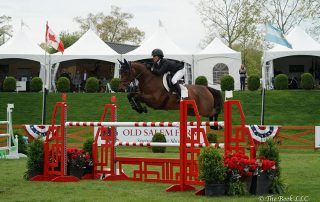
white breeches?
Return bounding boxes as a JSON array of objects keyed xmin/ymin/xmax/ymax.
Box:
[{"xmin": 171, "ymin": 68, "xmax": 185, "ymax": 84}]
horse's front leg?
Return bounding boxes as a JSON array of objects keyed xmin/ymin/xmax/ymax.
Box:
[{"xmin": 127, "ymin": 92, "xmax": 148, "ymax": 113}]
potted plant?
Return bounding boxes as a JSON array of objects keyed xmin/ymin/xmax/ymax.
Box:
[
  {"xmin": 199, "ymin": 147, "xmax": 226, "ymax": 196},
  {"xmin": 23, "ymin": 138, "xmax": 44, "ymax": 180},
  {"xmin": 67, "ymin": 148, "xmax": 90, "ymax": 179},
  {"xmin": 257, "ymin": 139, "xmax": 286, "ymax": 194}
]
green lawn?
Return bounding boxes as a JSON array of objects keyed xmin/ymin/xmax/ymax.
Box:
[
  {"xmin": 0, "ymin": 149, "xmax": 319, "ymax": 202},
  {"xmin": 1, "ymin": 91, "xmax": 320, "ymax": 201}
]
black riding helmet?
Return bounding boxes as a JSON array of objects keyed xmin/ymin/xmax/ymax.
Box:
[{"xmin": 151, "ymin": 49, "xmax": 164, "ymax": 58}]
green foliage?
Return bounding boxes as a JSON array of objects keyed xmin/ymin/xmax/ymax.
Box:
[
  {"xmin": 24, "ymin": 138, "xmax": 44, "ymax": 180},
  {"xmin": 85, "ymin": 77, "xmax": 99, "ymax": 93},
  {"xmin": 227, "ymin": 179, "xmax": 246, "ymax": 196},
  {"xmin": 151, "ymin": 133, "xmax": 166, "ymax": 153},
  {"xmin": 247, "ymin": 74, "xmax": 260, "ymax": 91},
  {"xmin": 30, "ymin": 77, "xmax": 43, "ymax": 92},
  {"xmin": 83, "ymin": 138, "xmax": 94, "ymax": 157},
  {"xmin": 74, "ymin": 6, "xmax": 145, "ymax": 44},
  {"xmin": 199, "ymin": 147, "xmax": 226, "ymax": 183},
  {"xmin": 13, "ymin": 131, "xmax": 27, "ymax": 155},
  {"xmin": 220, "ymin": 75, "xmax": 234, "ymax": 91},
  {"xmin": 110, "ymin": 78, "xmax": 120, "ymax": 92},
  {"xmin": 206, "ymin": 132, "xmax": 218, "ymax": 143},
  {"xmin": 57, "ymin": 77, "xmax": 70, "ymax": 92},
  {"xmin": 3, "ymin": 76, "xmax": 16, "ymax": 92},
  {"xmin": 300, "ymin": 73, "xmax": 314, "ymax": 90},
  {"xmin": 195, "ymin": 76, "xmax": 208, "ymax": 86},
  {"xmin": 274, "ymin": 74, "xmax": 288, "ymax": 90}
]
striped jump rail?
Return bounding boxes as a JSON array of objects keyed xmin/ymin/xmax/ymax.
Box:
[
  {"xmin": 115, "ymin": 141, "xmax": 224, "ymax": 148},
  {"xmin": 65, "ymin": 121, "xmax": 224, "ymax": 127}
]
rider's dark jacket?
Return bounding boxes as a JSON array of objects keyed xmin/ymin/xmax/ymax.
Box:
[{"xmin": 151, "ymin": 59, "xmax": 183, "ymax": 75}]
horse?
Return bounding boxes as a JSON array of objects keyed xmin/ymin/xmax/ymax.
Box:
[{"xmin": 118, "ymin": 59, "xmax": 223, "ymax": 125}]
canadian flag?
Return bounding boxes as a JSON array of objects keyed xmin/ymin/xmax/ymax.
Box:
[{"xmin": 45, "ymin": 22, "xmax": 64, "ymax": 53}]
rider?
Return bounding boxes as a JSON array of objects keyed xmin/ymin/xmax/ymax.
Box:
[{"xmin": 150, "ymin": 49, "xmax": 185, "ymax": 99}]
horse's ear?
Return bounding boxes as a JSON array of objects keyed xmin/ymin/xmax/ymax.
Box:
[
  {"xmin": 124, "ymin": 59, "xmax": 129, "ymax": 67},
  {"xmin": 118, "ymin": 59, "xmax": 124, "ymax": 66}
]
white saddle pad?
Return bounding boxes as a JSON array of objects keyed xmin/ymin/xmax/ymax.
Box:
[{"xmin": 162, "ymin": 73, "xmax": 188, "ymax": 98}]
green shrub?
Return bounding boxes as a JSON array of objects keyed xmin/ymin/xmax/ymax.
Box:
[
  {"xmin": 207, "ymin": 132, "xmax": 218, "ymax": 143},
  {"xmin": 195, "ymin": 76, "xmax": 208, "ymax": 86},
  {"xmin": 83, "ymin": 138, "xmax": 93, "ymax": 157},
  {"xmin": 274, "ymin": 74, "xmax": 288, "ymax": 90},
  {"xmin": 247, "ymin": 75, "xmax": 260, "ymax": 91},
  {"xmin": 24, "ymin": 138, "xmax": 44, "ymax": 180},
  {"xmin": 110, "ymin": 78, "xmax": 120, "ymax": 92},
  {"xmin": 3, "ymin": 76, "xmax": 16, "ymax": 92},
  {"xmin": 151, "ymin": 133, "xmax": 166, "ymax": 153},
  {"xmin": 30, "ymin": 77, "xmax": 43, "ymax": 92},
  {"xmin": 199, "ymin": 147, "xmax": 226, "ymax": 183},
  {"xmin": 85, "ymin": 77, "xmax": 99, "ymax": 93},
  {"xmin": 220, "ymin": 75, "xmax": 234, "ymax": 91},
  {"xmin": 57, "ymin": 77, "xmax": 70, "ymax": 92},
  {"xmin": 300, "ymin": 73, "xmax": 314, "ymax": 90}
]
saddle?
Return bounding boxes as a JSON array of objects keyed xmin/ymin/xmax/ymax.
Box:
[{"xmin": 162, "ymin": 73, "xmax": 188, "ymax": 98}]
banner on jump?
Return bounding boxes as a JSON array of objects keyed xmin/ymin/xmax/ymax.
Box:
[
  {"xmin": 94, "ymin": 126, "xmax": 206, "ymax": 145},
  {"xmin": 315, "ymin": 126, "xmax": 320, "ymax": 149}
]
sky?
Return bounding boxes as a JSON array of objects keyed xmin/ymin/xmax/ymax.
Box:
[{"xmin": 0, "ymin": 0, "xmax": 206, "ymax": 52}]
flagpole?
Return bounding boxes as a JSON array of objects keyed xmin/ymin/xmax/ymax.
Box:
[
  {"xmin": 42, "ymin": 22, "xmax": 48, "ymax": 125},
  {"xmin": 260, "ymin": 25, "xmax": 267, "ymax": 126}
]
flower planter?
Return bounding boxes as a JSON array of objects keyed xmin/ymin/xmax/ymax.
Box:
[
  {"xmin": 251, "ymin": 172, "xmax": 273, "ymax": 195},
  {"xmin": 69, "ymin": 167, "xmax": 84, "ymax": 179},
  {"xmin": 242, "ymin": 176, "xmax": 253, "ymax": 193},
  {"xmin": 205, "ymin": 183, "xmax": 226, "ymax": 196}
]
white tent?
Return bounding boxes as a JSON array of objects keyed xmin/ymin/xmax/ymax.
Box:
[
  {"xmin": 124, "ymin": 25, "xmax": 192, "ymax": 64},
  {"xmin": 263, "ymin": 27, "xmax": 320, "ymax": 89},
  {"xmin": 51, "ymin": 29, "xmax": 121, "ymax": 91},
  {"xmin": 0, "ymin": 29, "xmax": 47, "ymax": 89},
  {"xmin": 193, "ymin": 38, "xmax": 241, "ymax": 90},
  {"xmin": 0, "ymin": 29, "xmax": 45, "ymax": 63}
]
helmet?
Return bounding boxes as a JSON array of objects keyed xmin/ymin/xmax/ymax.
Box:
[{"xmin": 151, "ymin": 49, "xmax": 164, "ymax": 58}]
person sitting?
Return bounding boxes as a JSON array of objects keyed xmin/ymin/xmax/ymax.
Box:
[{"xmin": 150, "ymin": 48, "xmax": 185, "ymax": 99}]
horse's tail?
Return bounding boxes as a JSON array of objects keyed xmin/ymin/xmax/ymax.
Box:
[{"xmin": 207, "ymin": 87, "xmax": 223, "ymax": 114}]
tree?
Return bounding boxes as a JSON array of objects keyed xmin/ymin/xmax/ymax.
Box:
[
  {"xmin": 263, "ymin": 0, "xmax": 320, "ymax": 35},
  {"xmin": 197, "ymin": 0, "xmax": 263, "ymax": 48},
  {"xmin": 74, "ymin": 6, "xmax": 144, "ymax": 45},
  {"xmin": 0, "ymin": 15, "xmax": 12, "ymax": 45}
]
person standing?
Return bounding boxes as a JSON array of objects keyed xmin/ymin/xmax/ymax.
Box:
[{"xmin": 239, "ymin": 64, "xmax": 247, "ymax": 90}]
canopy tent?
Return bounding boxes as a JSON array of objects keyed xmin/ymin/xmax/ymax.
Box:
[
  {"xmin": 263, "ymin": 27, "xmax": 320, "ymax": 89},
  {"xmin": 51, "ymin": 29, "xmax": 121, "ymax": 91},
  {"xmin": 0, "ymin": 29, "xmax": 47, "ymax": 89},
  {"xmin": 193, "ymin": 37, "xmax": 241, "ymax": 90}
]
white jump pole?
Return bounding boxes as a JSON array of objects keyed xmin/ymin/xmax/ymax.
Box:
[{"xmin": 115, "ymin": 141, "xmax": 224, "ymax": 148}]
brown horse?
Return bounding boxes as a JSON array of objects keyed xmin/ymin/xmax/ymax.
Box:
[{"xmin": 118, "ymin": 59, "xmax": 223, "ymax": 124}]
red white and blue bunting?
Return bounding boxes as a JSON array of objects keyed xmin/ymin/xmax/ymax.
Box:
[
  {"xmin": 24, "ymin": 125, "xmax": 50, "ymax": 139},
  {"xmin": 247, "ymin": 125, "xmax": 280, "ymax": 143}
]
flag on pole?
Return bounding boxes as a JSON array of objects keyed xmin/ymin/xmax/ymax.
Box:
[
  {"xmin": 265, "ymin": 22, "xmax": 292, "ymax": 49},
  {"xmin": 45, "ymin": 22, "xmax": 64, "ymax": 53}
]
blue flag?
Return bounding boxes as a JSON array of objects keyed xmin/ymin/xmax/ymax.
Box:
[{"xmin": 265, "ymin": 22, "xmax": 292, "ymax": 49}]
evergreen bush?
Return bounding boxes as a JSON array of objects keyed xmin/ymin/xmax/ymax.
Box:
[
  {"xmin": 30, "ymin": 77, "xmax": 43, "ymax": 92},
  {"xmin": 3, "ymin": 76, "xmax": 16, "ymax": 92},
  {"xmin": 83, "ymin": 138, "xmax": 94, "ymax": 157},
  {"xmin": 57, "ymin": 77, "xmax": 70, "ymax": 92},
  {"xmin": 300, "ymin": 73, "xmax": 314, "ymax": 90},
  {"xmin": 247, "ymin": 75, "xmax": 260, "ymax": 91},
  {"xmin": 85, "ymin": 77, "xmax": 99, "ymax": 93},
  {"xmin": 151, "ymin": 133, "xmax": 166, "ymax": 153},
  {"xmin": 24, "ymin": 138, "xmax": 44, "ymax": 180},
  {"xmin": 195, "ymin": 76, "xmax": 208, "ymax": 86},
  {"xmin": 274, "ymin": 74, "xmax": 288, "ymax": 90},
  {"xmin": 220, "ymin": 75, "xmax": 234, "ymax": 91},
  {"xmin": 206, "ymin": 132, "xmax": 218, "ymax": 143},
  {"xmin": 110, "ymin": 78, "xmax": 120, "ymax": 92}
]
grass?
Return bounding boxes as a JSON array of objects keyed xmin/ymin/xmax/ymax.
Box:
[
  {"xmin": 0, "ymin": 90, "xmax": 320, "ymax": 201},
  {"xmin": 0, "ymin": 149, "xmax": 319, "ymax": 202}
]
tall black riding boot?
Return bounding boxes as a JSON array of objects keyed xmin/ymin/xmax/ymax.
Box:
[{"xmin": 173, "ymin": 83, "xmax": 181, "ymax": 99}]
